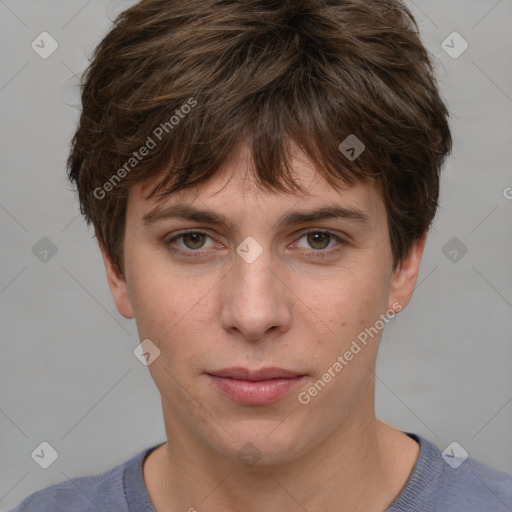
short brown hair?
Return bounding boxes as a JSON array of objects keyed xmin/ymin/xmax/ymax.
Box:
[{"xmin": 67, "ymin": 0, "xmax": 452, "ymax": 276}]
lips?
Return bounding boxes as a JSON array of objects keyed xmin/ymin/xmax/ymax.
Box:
[
  {"xmin": 206, "ymin": 367, "xmax": 306, "ymax": 404},
  {"xmin": 208, "ymin": 367, "xmax": 303, "ymax": 381}
]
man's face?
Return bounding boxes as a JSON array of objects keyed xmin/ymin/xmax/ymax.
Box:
[{"xmin": 101, "ymin": 142, "xmax": 423, "ymax": 466}]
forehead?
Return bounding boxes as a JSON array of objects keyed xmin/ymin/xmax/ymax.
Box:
[{"xmin": 127, "ymin": 141, "xmax": 383, "ymax": 226}]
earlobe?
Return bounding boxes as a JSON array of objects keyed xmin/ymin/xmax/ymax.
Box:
[
  {"xmin": 387, "ymin": 231, "xmax": 428, "ymax": 313},
  {"xmin": 98, "ymin": 241, "xmax": 135, "ymax": 319}
]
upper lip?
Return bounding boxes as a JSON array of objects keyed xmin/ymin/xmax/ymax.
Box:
[{"xmin": 207, "ymin": 367, "xmax": 304, "ymax": 381}]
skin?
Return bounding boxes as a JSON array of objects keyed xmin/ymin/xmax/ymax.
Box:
[{"xmin": 100, "ymin": 140, "xmax": 426, "ymax": 512}]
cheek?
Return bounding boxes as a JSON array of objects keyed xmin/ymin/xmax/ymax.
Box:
[
  {"xmin": 126, "ymin": 244, "xmax": 209, "ymax": 336},
  {"xmin": 319, "ymin": 267, "xmax": 389, "ymax": 325},
  {"xmin": 306, "ymin": 268, "xmax": 391, "ymax": 365},
  {"xmin": 306, "ymin": 271, "xmax": 389, "ymax": 401},
  {"xmin": 126, "ymin": 260, "xmax": 222, "ymax": 376},
  {"xmin": 131, "ymin": 272, "xmax": 213, "ymax": 397}
]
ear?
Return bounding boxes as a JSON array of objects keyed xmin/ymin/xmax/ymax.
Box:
[
  {"xmin": 387, "ymin": 231, "xmax": 428, "ymax": 313},
  {"xmin": 98, "ymin": 240, "xmax": 134, "ymax": 319}
]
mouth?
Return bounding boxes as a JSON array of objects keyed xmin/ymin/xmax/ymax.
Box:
[{"xmin": 206, "ymin": 367, "xmax": 306, "ymax": 404}]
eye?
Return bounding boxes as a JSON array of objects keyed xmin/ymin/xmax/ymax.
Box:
[
  {"xmin": 294, "ymin": 230, "xmax": 346, "ymax": 257},
  {"xmin": 165, "ymin": 230, "xmax": 215, "ymax": 255},
  {"xmin": 164, "ymin": 229, "xmax": 346, "ymax": 259}
]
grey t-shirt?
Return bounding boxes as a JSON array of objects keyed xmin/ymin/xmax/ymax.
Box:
[{"xmin": 8, "ymin": 433, "xmax": 512, "ymax": 511}]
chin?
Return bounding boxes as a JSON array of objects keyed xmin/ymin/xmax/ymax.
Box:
[{"xmin": 211, "ymin": 420, "xmax": 309, "ymax": 467}]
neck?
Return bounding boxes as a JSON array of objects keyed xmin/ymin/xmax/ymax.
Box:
[{"xmin": 143, "ymin": 399, "xmax": 419, "ymax": 512}]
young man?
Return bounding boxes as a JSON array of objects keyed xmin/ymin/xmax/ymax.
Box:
[{"xmin": 10, "ymin": 0, "xmax": 512, "ymax": 511}]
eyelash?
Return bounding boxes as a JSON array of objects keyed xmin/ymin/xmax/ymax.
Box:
[{"xmin": 164, "ymin": 229, "xmax": 346, "ymax": 260}]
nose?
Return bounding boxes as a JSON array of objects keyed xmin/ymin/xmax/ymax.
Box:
[{"xmin": 219, "ymin": 245, "xmax": 292, "ymax": 342}]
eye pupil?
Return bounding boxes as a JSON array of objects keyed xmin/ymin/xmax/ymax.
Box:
[
  {"xmin": 184, "ymin": 232, "xmax": 205, "ymax": 249},
  {"xmin": 308, "ymin": 232, "xmax": 330, "ymax": 250}
]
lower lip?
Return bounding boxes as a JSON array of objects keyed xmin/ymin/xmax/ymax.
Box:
[{"xmin": 207, "ymin": 375, "xmax": 305, "ymax": 404}]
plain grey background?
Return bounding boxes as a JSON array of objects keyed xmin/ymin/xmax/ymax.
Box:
[{"xmin": 1, "ymin": 0, "xmax": 511, "ymax": 510}]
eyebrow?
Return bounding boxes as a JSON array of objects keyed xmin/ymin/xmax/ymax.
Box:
[{"xmin": 141, "ymin": 203, "xmax": 371, "ymax": 230}]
